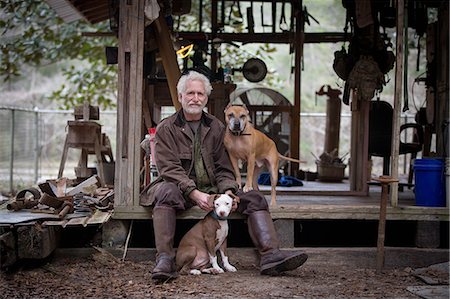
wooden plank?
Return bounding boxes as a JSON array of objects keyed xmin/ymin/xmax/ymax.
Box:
[
  {"xmin": 152, "ymin": 15, "xmax": 181, "ymax": 111},
  {"xmin": 115, "ymin": 1, "xmax": 130, "ymax": 207},
  {"xmin": 67, "ymin": 175, "xmax": 100, "ymax": 196},
  {"xmin": 349, "ymin": 94, "xmax": 369, "ymax": 193},
  {"xmin": 87, "ymin": 210, "xmax": 113, "ymax": 225},
  {"xmin": 390, "ymin": 0, "xmax": 405, "ymax": 207},
  {"xmin": 112, "ymin": 204, "xmax": 449, "ymax": 221},
  {"xmin": 115, "ymin": 0, "xmax": 145, "ymax": 208}
]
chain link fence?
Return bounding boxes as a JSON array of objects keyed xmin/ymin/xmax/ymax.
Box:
[
  {"xmin": 0, "ymin": 107, "xmax": 117, "ymax": 194},
  {"xmin": 0, "ymin": 106, "xmax": 416, "ymax": 194}
]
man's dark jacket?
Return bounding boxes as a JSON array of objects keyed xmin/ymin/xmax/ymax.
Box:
[{"xmin": 140, "ymin": 110, "xmax": 239, "ymax": 206}]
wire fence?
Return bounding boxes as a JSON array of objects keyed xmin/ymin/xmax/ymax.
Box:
[
  {"xmin": 0, "ymin": 106, "xmax": 417, "ymax": 194},
  {"xmin": 0, "ymin": 107, "xmax": 117, "ymax": 193}
]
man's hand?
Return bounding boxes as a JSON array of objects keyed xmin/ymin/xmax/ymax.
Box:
[{"xmin": 189, "ymin": 189, "xmax": 213, "ymax": 211}]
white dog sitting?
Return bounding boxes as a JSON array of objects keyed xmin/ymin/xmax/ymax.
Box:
[{"xmin": 176, "ymin": 193, "xmax": 239, "ymax": 275}]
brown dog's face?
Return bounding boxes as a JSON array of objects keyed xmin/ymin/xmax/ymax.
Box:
[{"xmin": 224, "ymin": 105, "xmax": 250, "ymax": 134}]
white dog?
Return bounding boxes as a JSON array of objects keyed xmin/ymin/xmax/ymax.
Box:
[{"xmin": 176, "ymin": 194, "xmax": 239, "ymax": 275}]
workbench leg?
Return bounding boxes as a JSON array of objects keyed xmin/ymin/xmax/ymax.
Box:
[
  {"xmin": 58, "ymin": 138, "xmax": 69, "ymax": 178},
  {"xmin": 79, "ymin": 149, "xmax": 88, "ymax": 168},
  {"xmin": 94, "ymin": 137, "xmax": 105, "ymax": 186}
]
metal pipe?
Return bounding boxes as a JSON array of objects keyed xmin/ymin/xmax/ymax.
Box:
[
  {"xmin": 9, "ymin": 109, "xmax": 15, "ymax": 193},
  {"xmin": 34, "ymin": 107, "xmax": 39, "ymax": 184}
]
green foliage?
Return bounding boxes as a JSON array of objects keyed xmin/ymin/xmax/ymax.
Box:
[{"xmin": 0, "ymin": 0, "xmax": 117, "ymax": 109}]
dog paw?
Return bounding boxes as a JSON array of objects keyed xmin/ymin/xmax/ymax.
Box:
[
  {"xmin": 224, "ymin": 264, "xmax": 237, "ymax": 272},
  {"xmin": 212, "ymin": 267, "xmax": 224, "ymax": 274},
  {"xmin": 189, "ymin": 269, "xmax": 202, "ymax": 275},
  {"xmin": 243, "ymin": 185, "xmax": 253, "ymax": 193}
]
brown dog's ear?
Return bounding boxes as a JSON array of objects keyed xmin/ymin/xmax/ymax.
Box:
[{"xmin": 224, "ymin": 102, "xmax": 232, "ymax": 112}]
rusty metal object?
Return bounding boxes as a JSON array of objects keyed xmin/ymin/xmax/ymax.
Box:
[
  {"xmin": 39, "ymin": 193, "xmax": 64, "ymax": 209},
  {"xmin": 37, "ymin": 193, "xmax": 74, "ymax": 218},
  {"xmin": 372, "ymin": 175, "xmax": 399, "ymax": 273},
  {"xmin": 58, "ymin": 201, "xmax": 74, "ymax": 219},
  {"xmin": 38, "ymin": 182, "xmax": 57, "ymax": 197},
  {"xmin": 6, "ymin": 188, "xmax": 41, "ymax": 211},
  {"xmin": 7, "ymin": 199, "xmax": 39, "ymax": 211}
]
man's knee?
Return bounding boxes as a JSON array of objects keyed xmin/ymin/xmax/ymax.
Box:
[
  {"xmin": 237, "ymin": 190, "xmax": 269, "ymax": 215},
  {"xmin": 154, "ymin": 182, "xmax": 186, "ymax": 210}
]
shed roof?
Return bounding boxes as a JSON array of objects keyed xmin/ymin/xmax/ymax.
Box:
[{"xmin": 45, "ymin": 0, "xmax": 109, "ymax": 24}]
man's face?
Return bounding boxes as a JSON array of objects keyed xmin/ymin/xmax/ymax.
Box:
[{"xmin": 179, "ymin": 79, "xmax": 208, "ymax": 119}]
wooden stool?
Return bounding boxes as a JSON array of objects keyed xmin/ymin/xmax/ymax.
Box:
[{"xmin": 58, "ymin": 121, "xmax": 105, "ymax": 185}]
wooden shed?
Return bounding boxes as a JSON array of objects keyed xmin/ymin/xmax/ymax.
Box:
[{"xmin": 45, "ymin": 0, "xmax": 449, "ymax": 247}]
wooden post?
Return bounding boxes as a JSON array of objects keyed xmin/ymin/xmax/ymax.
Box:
[
  {"xmin": 374, "ymin": 176, "xmax": 398, "ymax": 273},
  {"xmin": 390, "ymin": 0, "xmax": 405, "ymax": 207},
  {"xmin": 115, "ymin": 0, "xmax": 145, "ymax": 208},
  {"xmin": 350, "ymin": 95, "xmax": 369, "ymax": 194},
  {"xmin": 291, "ymin": 0, "xmax": 303, "ymax": 176}
]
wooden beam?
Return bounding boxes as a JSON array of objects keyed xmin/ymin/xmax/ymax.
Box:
[
  {"xmin": 291, "ymin": 1, "xmax": 303, "ymax": 175},
  {"xmin": 177, "ymin": 32, "xmax": 350, "ymax": 44},
  {"xmin": 112, "ymin": 204, "xmax": 450, "ymax": 221},
  {"xmin": 81, "ymin": 32, "xmax": 116, "ymax": 37},
  {"xmin": 349, "ymin": 95, "xmax": 369, "ymax": 194},
  {"xmin": 390, "ymin": 0, "xmax": 405, "ymax": 207},
  {"xmin": 115, "ymin": 0, "xmax": 145, "ymax": 208},
  {"xmin": 246, "ymin": 105, "xmax": 292, "ymax": 112},
  {"xmin": 152, "ymin": 15, "xmax": 181, "ymax": 111}
]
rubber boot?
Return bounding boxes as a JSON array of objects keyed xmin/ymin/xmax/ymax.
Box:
[
  {"xmin": 151, "ymin": 206, "xmax": 178, "ymax": 281},
  {"xmin": 248, "ymin": 210, "xmax": 308, "ymax": 275}
]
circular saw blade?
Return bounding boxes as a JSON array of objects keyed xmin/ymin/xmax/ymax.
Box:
[{"xmin": 243, "ymin": 58, "xmax": 267, "ymax": 82}]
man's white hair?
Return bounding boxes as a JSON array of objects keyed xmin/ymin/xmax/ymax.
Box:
[{"xmin": 177, "ymin": 71, "xmax": 213, "ymax": 96}]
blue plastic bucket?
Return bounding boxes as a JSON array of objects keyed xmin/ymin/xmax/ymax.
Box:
[{"xmin": 414, "ymin": 158, "xmax": 445, "ymax": 207}]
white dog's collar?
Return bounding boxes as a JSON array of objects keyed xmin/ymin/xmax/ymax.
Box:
[{"xmin": 209, "ymin": 210, "xmax": 227, "ymax": 220}]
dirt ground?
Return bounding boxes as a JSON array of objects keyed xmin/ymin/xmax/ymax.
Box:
[{"xmin": 1, "ymin": 248, "xmax": 443, "ymax": 299}]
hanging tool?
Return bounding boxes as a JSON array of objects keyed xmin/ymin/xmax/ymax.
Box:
[
  {"xmin": 279, "ymin": 0, "xmax": 288, "ymax": 32},
  {"xmin": 246, "ymin": 2, "xmax": 254, "ymax": 33},
  {"xmin": 271, "ymin": 0, "xmax": 276, "ymax": 33},
  {"xmin": 218, "ymin": 0, "xmax": 225, "ymax": 28},
  {"xmin": 228, "ymin": 1, "xmax": 243, "ymax": 25},
  {"xmin": 303, "ymin": 6, "xmax": 320, "ymax": 26},
  {"xmin": 260, "ymin": 3, "xmax": 272, "ymax": 32},
  {"xmin": 199, "ymin": 0, "xmax": 203, "ymax": 31}
]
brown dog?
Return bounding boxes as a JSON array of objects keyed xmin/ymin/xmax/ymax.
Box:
[
  {"xmin": 224, "ymin": 104, "xmax": 304, "ymax": 206},
  {"xmin": 176, "ymin": 194, "xmax": 239, "ymax": 275}
]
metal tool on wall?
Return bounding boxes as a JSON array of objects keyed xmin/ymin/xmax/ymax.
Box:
[
  {"xmin": 260, "ymin": 3, "xmax": 272, "ymax": 32},
  {"xmin": 279, "ymin": 0, "xmax": 289, "ymax": 32},
  {"xmin": 233, "ymin": 58, "xmax": 268, "ymax": 83},
  {"xmin": 247, "ymin": 2, "xmax": 254, "ymax": 33},
  {"xmin": 228, "ymin": 1, "xmax": 243, "ymax": 25}
]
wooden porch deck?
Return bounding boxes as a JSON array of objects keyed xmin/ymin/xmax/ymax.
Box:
[{"xmin": 113, "ymin": 180, "xmax": 449, "ymax": 222}]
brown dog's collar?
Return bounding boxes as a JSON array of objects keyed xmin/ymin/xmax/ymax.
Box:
[{"xmin": 229, "ymin": 129, "xmax": 251, "ymax": 136}]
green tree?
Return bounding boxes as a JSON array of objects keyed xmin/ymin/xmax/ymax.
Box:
[{"xmin": 0, "ymin": 0, "xmax": 117, "ymax": 109}]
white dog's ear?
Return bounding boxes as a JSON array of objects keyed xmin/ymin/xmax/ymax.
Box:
[
  {"xmin": 227, "ymin": 193, "xmax": 240, "ymax": 204},
  {"xmin": 207, "ymin": 194, "xmax": 220, "ymax": 206}
]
